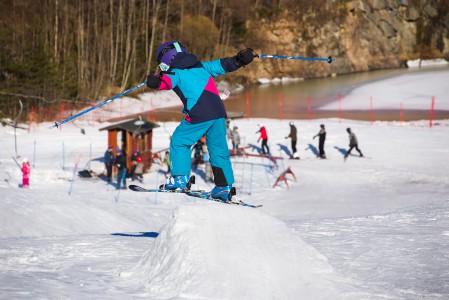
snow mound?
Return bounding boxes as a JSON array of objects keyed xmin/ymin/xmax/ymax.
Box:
[
  {"xmin": 123, "ymin": 203, "xmax": 370, "ymax": 299},
  {"xmin": 407, "ymin": 58, "xmax": 448, "ymax": 68}
]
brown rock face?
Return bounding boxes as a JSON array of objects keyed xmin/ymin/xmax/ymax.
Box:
[{"xmin": 244, "ymin": 0, "xmax": 449, "ymax": 83}]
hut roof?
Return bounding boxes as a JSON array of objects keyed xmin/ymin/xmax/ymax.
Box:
[{"xmin": 99, "ymin": 118, "xmax": 160, "ymax": 134}]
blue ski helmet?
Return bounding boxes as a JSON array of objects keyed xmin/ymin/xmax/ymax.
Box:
[{"xmin": 156, "ymin": 41, "xmax": 186, "ymax": 71}]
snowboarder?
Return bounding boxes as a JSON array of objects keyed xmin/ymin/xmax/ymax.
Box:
[
  {"xmin": 285, "ymin": 122, "xmax": 298, "ymax": 159},
  {"xmin": 313, "ymin": 124, "xmax": 326, "ymax": 159},
  {"xmin": 256, "ymin": 123, "xmax": 270, "ymax": 155},
  {"xmin": 21, "ymin": 158, "xmax": 31, "ymax": 188},
  {"xmin": 145, "ymin": 41, "xmax": 254, "ymax": 200},
  {"xmin": 104, "ymin": 146, "xmax": 115, "ymax": 183},
  {"xmin": 114, "ymin": 149, "xmax": 127, "ymax": 190},
  {"xmin": 344, "ymin": 128, "xmax": 363, "ymax": 160}
]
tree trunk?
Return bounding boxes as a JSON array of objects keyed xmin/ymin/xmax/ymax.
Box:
[{"xmin": 147, "ymin": 0, "xmax": 162, "ymax": 73}]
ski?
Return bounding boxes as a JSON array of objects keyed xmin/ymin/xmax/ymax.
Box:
[{"xmin": 128, "ymin": 185, "xmax": 262, "ymax": 208}]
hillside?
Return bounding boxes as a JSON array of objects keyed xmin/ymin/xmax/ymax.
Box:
[{"xmin": 1, "ymin": 0, "xmax": 448, "ymax": 121}]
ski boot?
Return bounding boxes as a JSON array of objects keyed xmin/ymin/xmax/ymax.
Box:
[
  {"xmin": 210, "ymin": 185, "xmax": 236, "ymax": 202},
  {"xmin": 159, "ymin": 175, "xmax": 193, "ymax": 191}
]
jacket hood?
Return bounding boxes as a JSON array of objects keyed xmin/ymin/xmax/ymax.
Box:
[{"xmin": 169, "ymin": 53, "xmax": 200, "ymax": 70}]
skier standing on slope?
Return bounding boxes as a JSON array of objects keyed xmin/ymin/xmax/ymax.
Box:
[
  {"xmin": 145, "ymin": 41, "xmax": 254, "ymax": 201},
  {"xmin": 256, "ymin": 123, "xmax": 270, "ymax": 155},
  {"xmin": 114, "ymin": 149, "xmax": 127, "ymax": 190},
  {"xmin": 104, "ymin": 146, "xmax": 115, "ymax": 183},
  {"xmin": 313, "ymin": 124, "xmax": 326, "ymax": 159},
  {"xmin": 285, "ymin": 122, "xmax": 298, "ymax": 159},
  {"xmin": 344, "ymin": 127, "xmax": 363, "ymax": 160},
  {"xmin": 21, "ymin": 158, "xmax": 31, "ymax": 188}
]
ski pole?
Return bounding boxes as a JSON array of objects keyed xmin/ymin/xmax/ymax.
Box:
[
  {"xmin": 50, "ymin": 81, "xmax": 147, "ymax": 129},
  {"xmin": 257, "ymin": 54, "xmax": 335, "ymax": 64}
]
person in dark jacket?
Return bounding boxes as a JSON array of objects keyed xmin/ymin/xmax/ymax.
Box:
[
  {"xmin": 145, "ymin": 41, "xmax": 254, "ymax": 201},
  {"xmin": 104, "ymin": 146, "xmax": 115, "ymax": 183},
  {"xmin": 114, "ymin": 149, "xmax": 127, "ymax": 189},
  {"xmin": 130, "ymin": 150, "xmax": 140, "ymax": 180},
  {"xmin": 344, "ymin": 128, "xmax": 363, "ymax": 160},
  {"xmin": 313, "ymin": 124, "xmax": 326, "ymax": 159},
  {"xmin": 285, "ymin": 122, "xmax": 298, "ymax": 159}
]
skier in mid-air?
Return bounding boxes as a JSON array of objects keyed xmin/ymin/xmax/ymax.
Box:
[{"xmin": 145, "ymin": 41, "xmax": 254, "ymax": 201}]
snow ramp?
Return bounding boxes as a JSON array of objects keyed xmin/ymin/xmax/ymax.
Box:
[{"xmin": 123, "ymin": 203, "xmax": 374, "ymax": 299}]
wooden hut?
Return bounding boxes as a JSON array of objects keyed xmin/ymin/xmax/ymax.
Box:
[{"xmin": 99, "ymin": 118, "xmax": 160, "ymax": 173}]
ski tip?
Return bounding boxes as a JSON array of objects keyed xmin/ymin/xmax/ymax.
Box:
[{"xmin": 128, "ymin": 184, "xmax": 145, "ymax": 191}]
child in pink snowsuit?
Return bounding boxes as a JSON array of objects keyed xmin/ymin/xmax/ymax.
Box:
[{"xmin": 21, "ymin": 158, "xmax": 31, "ymax": 188}]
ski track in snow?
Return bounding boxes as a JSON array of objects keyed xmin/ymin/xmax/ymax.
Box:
[
  {"xmin": 0, "ymin": 234, "xmax": 155, "ymax": 299},
  {"xmin": 290, "ymin": 200, "xmax": 449, "ymax": 299}
]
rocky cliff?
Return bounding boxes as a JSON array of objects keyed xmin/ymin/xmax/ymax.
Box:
[{"xmin": 244, "ymin": 0, "xmax": 449, "ymax": 82}]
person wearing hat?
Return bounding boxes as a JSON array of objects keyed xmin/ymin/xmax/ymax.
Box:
[
  {"xmin": 130, "ymin": 150, "xmax": 141, "ymax": 181},
  {"xmin": 134, "ymin": 156, "xmax": 144, "ymax": 183},
  {"xmin": 114, "ymin": 149, "xmax": 127, "ymax": 190},
  {"xmin": 344, "ymin": 128, "xmax": 363, "ymax": 160},
  {"xmin": 145, "ymin": 41, "xmax": 255, "ymax": 201},
  {"xmin": 313, "ymin": 124, "xmax": 326, "ymax": 159},
  {"xmin": 285, "ymin": 122, "xmax": 298, "ymax": 159},
  {"xmin": 104, "ymin": 146, "xmax": 115, "ymax": 183},
  {"xmin": 256, "ymin": 123, "xmax": 270, "ymax": 155},
  {"xmin": 21, "ymin": 158, "xmax": 31, "ymax": 188}
]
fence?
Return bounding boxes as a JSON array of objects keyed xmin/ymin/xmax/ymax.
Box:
[{"xmin": 243, "ymin": 91, "xmax": 447, "ymax": 127}]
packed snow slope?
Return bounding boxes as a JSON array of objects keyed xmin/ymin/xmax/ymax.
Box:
[
  {"xmin": 1, "ymin": 116, "xmax": 449, "ymax": 299},
  {"xmin": 122, "ymin": 204, "xmax": 372, "ymax": 300},
  {"xmin": 1, "ymin": 66, "xmax": 449, "ymax": 299}
]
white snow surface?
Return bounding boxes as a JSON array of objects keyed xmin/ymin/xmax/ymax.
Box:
[
  {"xmin": 1, "ymin": 69, "xmax": 449, "ymax": 299},
  {"xmin": 318, "ymin": 68, "xmax": 449, "ymax": 111},
  {"xmin": 122, "ymin": 205, "xmax": 368, "ymax": 300}
]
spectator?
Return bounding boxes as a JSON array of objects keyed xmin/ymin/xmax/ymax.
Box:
[
  {"xmin": 285, "ymin": 122, "xmax": 299, "ymax": 159},
  {"xmin": 114, "ymin": 149, "xmax": 127, "ymax": 189},
  {"xmin": 134, "ymin": 156, "xmax": 144, "ymax": 182},
  {"xmin": 130, "ymin": 150, "xmax": 140, "ymax": 179},
  {"xmin": 256, "ymin": 123, "xmax": 270, "ymax": 155},
  {"xmin": 163, "ymin": 151, "xmax": 171, "ymax": 175},
  {"xmin": 345, "ymin": 128, "xmax": 363, "ymax": 160},
  {"xmin": 313, "ymin": 124, "xmax": 326, "ymax": 159},
  {"xmin": 231, "ymin": 126, "xmax": 240, "ymax": 154},
  {"xmin": 104, "ymin": 146, "xmax": 114, "ymax": 183},
  {"xmin": 21, "ymin": 158, "xmax": 31, "ymax": 188},
  {"xmin": 226, "ymin": 118, "xmax": 232, "ymax": 148},
  {"xmin": 192, "ymin": 138, "xmax": 204, "ymax": 171}
]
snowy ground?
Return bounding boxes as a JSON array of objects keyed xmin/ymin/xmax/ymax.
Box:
[
  {"xmin": 1, "ymin": 69, "xmax": 449, "ymax": 299},
  {"xmin": 319, "ymin": 68, "xmax": 449, "ymax": 111}
]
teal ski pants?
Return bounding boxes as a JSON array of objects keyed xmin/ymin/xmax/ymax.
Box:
[{"xmin": 170, "ymin": 117, "xmax": 234, "ymax": 186}]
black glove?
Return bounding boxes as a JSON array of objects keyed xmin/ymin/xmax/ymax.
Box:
[
  {"xmin": 146, "ymin": 74, "xmax": 162, "ymax": 89},
  {"xmin": 235, "ymin": 48, "xmax": 254, "ymax": 67}
]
